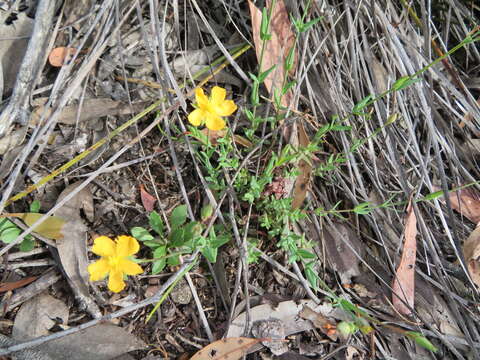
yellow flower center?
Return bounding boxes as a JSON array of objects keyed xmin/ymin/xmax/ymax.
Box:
[{"xmin": 107, "ymin": 256, "xmax": 121, "ymax": 270}]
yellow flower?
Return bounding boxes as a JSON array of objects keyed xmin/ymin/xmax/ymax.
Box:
[
  {"xmin": 87, "ymin": 235, "xmax": 143, "ymax": 293},
  {"xmin": 188, "ymin": 86, "xmax": 237, "ymax": 131}
]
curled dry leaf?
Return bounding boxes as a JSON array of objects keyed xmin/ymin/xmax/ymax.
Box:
[
  {"xmin": 48, "ymin": 47, "xmax": 78, "ymax": 67},
  {"xmin": 392, "ymin": 200, "xmax": 417, "ymax": 316},
  {"xmin": 190, "ymin": 337, "xmax": 261, "ymax": 360},
  {"xmin": 462, "ymin": 225, "xmax": 480, "ymax": 288}
]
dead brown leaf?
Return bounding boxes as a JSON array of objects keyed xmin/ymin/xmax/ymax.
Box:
[
  {"xmin": 140, "ymin": 184, "xmax": 156, "ymax": 212},
  {"xmin": 299, "ymin": 305, "xmax": 337, "ymax": 341},
  {"xmin": 38, "ymin": 323, "xmax": 145, "ymax": 360},
  {"xmin": 54, "ymin": 181, "xmax": 101, "ymax": 318},
  {"xmin": 190, "ymin": 337, "xmax": 261, "ymax": 360},
  {"xmin": 438, "ymin": 186, "xmax": 480, "ymax": 224},
  {"xmin": 462, "ymin": 225, "xmax": 480, "ymax": 288},
  {"xmin": 392, "ymin": 200, "xmax": 417, "ymax": 316},
  {"xmin": 248, "ymin": 0, "xmax": 296, "ymax": 109},
  {"xmin": 48, "ymin": 47, "xmax": 78, "ymax": 67},
  {"xmin": 323, "ymin": 222, "xmax": 363, "ymax": 284},
  {"xmin": 12, "ymin": 292, "xmax": 69, "ymax": 340},
  {"xmin": 291, "ymin": 122, "xmax": 312, "ymax": 209},
  {"xmin": 0, "ymin": 276, "xmax": 37, "ymax": 293}
]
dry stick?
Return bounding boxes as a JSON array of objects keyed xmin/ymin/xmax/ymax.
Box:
[
  {"xmin": 0, "ymin": 251, "xmax": 199, "ymax": 356},
  {"xmin": 184, "ymin": 272, "xmax": 214, "ymax": 342},
  {"xmin": 0, "ymin": 37, "xmax": 248, "ymax": 256},
  {"xmin": 22, "ymin": 1, "xmax": 118, "ymax": 181},
  {"xmin": 0, "ymin": 0, "xmax": 56, "ymax": 137},
  {"xmin": 225, "ymin": 194, "xmax": 246, "ymax": 333},
  {"xmin": 189, "ymin": 0, "xmax": 249, "ymax": 84},
  {"xmin": 0, "ymin": 0, "xmax": 119, "ymax": 215}
]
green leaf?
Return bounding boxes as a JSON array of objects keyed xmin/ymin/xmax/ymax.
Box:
[
  {"xmin": 244, "ymin": 108, "xmax": 255, "ymax": 123},
  {"xmin": 406, "ymin": 332, "xmax": 438, "ymax": 353},
  {"xmin": 167, "ymin": 255, "xmax": 181, "ymax": 266},
  {"xmin": 0, "ymin": 226, "xmax": 21, "ymax": 243},
  {"xmin": 353, "ymin": 202, "xmax": 374, "ymax": 215},
  {"xmin": 300, "ymin": 17, "xmax": 322, "ymax": 32},
  {"xmin": 330, "ymin": 124, "xmax": 351, "ymax": 131},
  {"xmin": 144, "ymin": 240, "xmax": 161, "ymax": 248},
  {"xmin": 151, "ymin": 246, "xmax": 167, "ymax": 274},
  {"xmin": 422, "ymin": 190, "xmax": 444, "ymax": 201},
  {"xmin": 201, "ymin": 246, "xmax": 218, "ymax": 263},
  {"xmin": 260, "ymin": 7, "xmax": 271, "ymax": 41},
  {"xmin": 258, "ymin": 65, "xmax": 276, "ymax": 83},
  {"xmin": 352, "ymin": 94, "xmax": 373, "ymax": 114},
  {"xmin": 0, "ymin": 219, "xmax": 17, "ymax": 231},
  {"xmin": 149, "ymin": 211, "xmax": 164, "ymax": 236},
  {"xmin": 152, "ymin": 259, "xmax": 166, "ymax": 275},
  {"xmin": 19, "ymin": 237, "xmax": 35, "ymax": 252},
  {"xmin": 131, "ymin": 227, "xmax": 154, "ymax": 242},
  {"xmin": 153, "ymin": 245, "xmax": 166, "ymax": 259},
  {"xmin": 282, "ymin": 80, "xmax": 296, "ymax": 95},
  {"xmin": 304, "ymin": 265, "xmax": 319, "ymax": 289},
  {"xmin": 297, "ymin": 249, "xmax": 316, "ymax": 259},
  {"xmin": 170, "ymin": 205, "xmax": 188, "ymax": 229},
  {"xmin": 392, "ymin": 76, "xmax": 422, "ymax": 91},
  {"xmin": 169, "ymin": 227, "xmax": 186, "ymax": 247},
  {"xmin": 248, "ymin": 72, "xmax": 259, "ymax": 83},
  {"xmin": 251, "ymin": 83, "xmax": 260, "ymax": 106},
  {"xmin": 29, "ymin": 200, "xmax": 41, "ymax": 213},
  {"xmin": 210, "ymin": 235, "xmax": 230, "ymax": 249},
  {"xmin": 285, "ymin": 44, "xmax": 296, "ymax": 72}
]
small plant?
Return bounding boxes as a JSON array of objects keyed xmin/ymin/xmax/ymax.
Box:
[
  {"xmin": 0, "ymin": 200, "xmax": 41, "ymax": 252},
  {"xmin": 131, "ymin": 205, "xmax": 230, "ymax": 274}
]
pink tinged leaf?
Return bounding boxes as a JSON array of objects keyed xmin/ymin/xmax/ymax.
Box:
[
  {"xmin": 392, "ymin": 200, "xmax": 417, "ymax": 316},
  {"xmin": 140, "ymin": 184, "xmax": 156, "ymax": 212}
]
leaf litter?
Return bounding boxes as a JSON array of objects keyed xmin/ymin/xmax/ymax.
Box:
[{"xmin": 0, "ymin": 0, "xmax": 479, "ymax": 359}]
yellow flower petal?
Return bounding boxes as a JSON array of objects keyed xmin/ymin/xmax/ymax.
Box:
[
  {"xmin": 115, "ymin": 235, "xmax": 140, "ymax": 257},
  {"xmin": 210, "ymin": 86, "xmax": 226, "ymax": 106},
  {"xmin": 215, "ymin": 99, "xmax": 237, "ymax": 117},
  {"xmin": 108, "ymin": 270, "xmax": 125, "ymax": 293},
  {"xmin": 88, "ymin": 258, "xmax": 110, "ymax": 281},
  {"xmin": 91, "ymin": 236, "xmax": 116, "ymax": 257},
  {"xmin": 119, "ymin": 259, "xmax": 143, "ymax": 275},
  {"xmin": 195, "ymin": 88, "xmax": 209, "ymax": 109},
  {"xmin": 188, "ymin": 108, "xmax": 204, "ymax": 126},
  {"xmin": 205, "ymin": 113, "xmax": 226, "ymax": 131}
]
